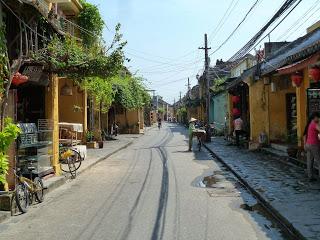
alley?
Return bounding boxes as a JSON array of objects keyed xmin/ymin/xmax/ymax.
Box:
[{"xmin": 0, "ymin": 124, "xmax": 286, "ymax": 240}]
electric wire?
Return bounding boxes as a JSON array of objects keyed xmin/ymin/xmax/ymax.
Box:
[{"xmin": 208, "ymin": 0, "xmax": 261, "ymax": 57}]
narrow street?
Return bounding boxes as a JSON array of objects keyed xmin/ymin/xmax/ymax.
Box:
[{"xmin": 0, "ymin": 124, "xmax": 286, "ymax": 240}]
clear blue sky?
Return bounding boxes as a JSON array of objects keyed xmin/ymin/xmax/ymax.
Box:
[{"xmin": 88, "ymin": 0, "xmax": 320, "ymax": 103}]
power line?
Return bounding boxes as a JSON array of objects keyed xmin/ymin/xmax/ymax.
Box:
[
  {"xmin": 229, "ymin": 0, "xmax": 303, "ymax": 62},
  {"xmin": 246, "ymin": 0, "xmax": 303, "ymax": 55},
  {"xmin": 208, "ymin": 0, "xmax": 261, "ymax": 57},
  {"xmin": 277, "ymin": 1, "xmax": 320, "ymax": 41},
  {"xmin": 208, "ymin": 0, "xmax": 239, "ymax": 43}
]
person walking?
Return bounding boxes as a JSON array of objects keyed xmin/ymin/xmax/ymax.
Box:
[
  {"xmin": 233, "ymin": 116, "xmax": 244, "ymax": 146},
  {"xmin": 188, "ymin": 118, "xmax": 196, "ymax": 151},
  {"xmin": 303, "ymin": 112, "xmax": 320, "ymax": 182}
]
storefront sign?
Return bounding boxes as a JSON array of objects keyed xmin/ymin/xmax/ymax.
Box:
[
  {"xmin": 22, "ymin": 66, "xmax": 44, "ymax": 83},
  {"xmin": 307, "ymin": 89, "xmax": 320, "ymax": 116}
]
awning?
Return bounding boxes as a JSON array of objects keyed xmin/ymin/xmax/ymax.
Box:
[{"xmin": 277, "ymin": 53, "xmax": 320, "ymax": 75}]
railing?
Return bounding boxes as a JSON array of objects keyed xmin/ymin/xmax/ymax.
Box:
[
  {"xmin": 49, "ymin": 14, "xmax": 81, "ymax": 40},
  {"xmin": 23, "ymin": 0, "xmax": 50, "ymax": 17}
]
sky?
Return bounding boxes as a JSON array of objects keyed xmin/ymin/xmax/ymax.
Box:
[{"xmin": 88, "ymin": 0, "xmax": 320, "ymax": 104}]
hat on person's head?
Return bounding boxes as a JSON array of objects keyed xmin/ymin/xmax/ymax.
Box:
[{"xmin": 189, "ymin": 117, "xmax": 197, "ymax": 123}]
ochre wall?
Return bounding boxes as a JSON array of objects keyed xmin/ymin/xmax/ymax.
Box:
[
  {"xmin": 268, "ymin": 76, "xmax": 296, "ymax": 142},
  {"xmin": 58, "ymin": 78, "xmax": 87, "ymax": 128},
  {"xmin": 249, "ymin": 79, "xmax": 270, "ymax": 143},
  {"xmin": 45, "ymin": 74, "xmax": 60, "ymax": 175},
  {"xmin": 296, "ymin": 69, "xmax": 310, "ymax": 146},
  {"xmin": 115, "ymin": 109, "xmax": 141, "ymax": 134}
]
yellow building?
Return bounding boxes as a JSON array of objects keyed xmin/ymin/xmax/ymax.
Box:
[{"xmin": 247, "ymin": 24, "xmax": 320, "ymax": 151}]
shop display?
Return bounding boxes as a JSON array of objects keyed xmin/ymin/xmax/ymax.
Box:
[{"xmin": 17, "ymin": 120, "xmax": 53, "ymax": 177}]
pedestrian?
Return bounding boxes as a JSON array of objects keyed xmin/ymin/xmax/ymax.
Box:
[
  {"xmin": 233, "ymin": 116, "xmax": 244, "ymax": 146},
  {"xmin": 188, "ymin": 118, "xmax": 196, "ymax": 151},
  {"xmin": 303, "ymin": 112, "xmax": 320, "ymax": 182},
  {"xmin": 112, "ymin": 122, "xmax": 119, "ymax": 136}
]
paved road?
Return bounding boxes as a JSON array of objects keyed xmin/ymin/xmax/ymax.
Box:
[{"xmin": 0, "ymin": 124, "xmax": 287, "ymax": 240}]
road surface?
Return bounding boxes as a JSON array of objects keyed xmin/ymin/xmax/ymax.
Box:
[{"xmin": 0, "ymin": 123, "xmax": 287, "ymax": 240}]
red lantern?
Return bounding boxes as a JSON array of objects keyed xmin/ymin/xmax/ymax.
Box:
[
  {"xmin": 232, "ymin": 108, "xmax": 241, "ymax": 116},
  {"xmin": 232, "ymin": 95, "xmax": 240, "ymax": 104},
  {"xmin": 291, "ymin": 73, "xmax": 303, "ymax": 87},
  {"xmin": 12, "ymin": 72, "xmax": 29, "ymax": 86},
  {"xmin": 309, "ymin": 67, "xmax": 320, "ymax": 82}
]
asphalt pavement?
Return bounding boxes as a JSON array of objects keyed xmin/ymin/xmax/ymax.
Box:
[{"xmin": 0, "ymin": 123, "xmax": 287, "ymax": 240}]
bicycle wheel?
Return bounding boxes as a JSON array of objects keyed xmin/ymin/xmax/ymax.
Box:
[
  {"xmin": 198, "ymin": 139, "xmax": 202, "ymax": 152},
  {"xmin": 68, "ymin": 157, "xmax": 77, "ymax": 179},
  {"xmin": 34, "ymin": 177, "xmax": 44, "ymax": 203},
  {"xmin": 70, "ymin": 149, "xmax": 83, "ymax": 171},
  {"xmin": 15, "ymin": 182, "xmax": 29, "ymax": 213}
]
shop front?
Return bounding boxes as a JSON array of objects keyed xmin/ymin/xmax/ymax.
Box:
[{"xmin": 6, "ymin": 65, "xmax": 58, "ymax": 189}]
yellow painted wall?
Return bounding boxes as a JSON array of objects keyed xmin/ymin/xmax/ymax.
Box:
[
  {"xmin": 268, "ymin": 76, "xmax": 296, "ymax": 142},
  {"xmin": 115, "ymin": 109, "xmax": 141, "ymax": 134},
  {"xmin": 296, "ymin": 69, "xmax": 310, "ymax": 146},
  {"xmin": 249, "ymin": 79, "xmax": 270, "ymax": 143},
  {"xmin": 45, "ymin": 74, "xmax": 60, "ymax": 175},
  {"xmin": 58, "ymin": 78, "xmax": 87, "ymax": 129}
]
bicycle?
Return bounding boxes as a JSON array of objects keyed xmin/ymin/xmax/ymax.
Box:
[
  {"xmin": 0, "ymin": 167, "xmax": 44, "ymax": 214},
  {"xmin": 16, "ymin": 166, "xmax": 44, "ymax": 212},
  {"xmin": 59, "ymin": 145, "xmax": 83, "ymax": 178},
  {"xmin": 192, "ymin": 129, "xmax": 206, "ymax": 152}
]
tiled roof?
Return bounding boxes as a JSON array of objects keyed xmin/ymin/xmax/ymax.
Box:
[{"xmin": 261, "ymin": 28, "xmax": 320, "ymax": 75}]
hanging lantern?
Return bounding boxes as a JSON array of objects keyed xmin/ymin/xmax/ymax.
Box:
[
  {"xmin": 60, "ymin": 83, "xmax": 73, "ymax": 96},
  {"xmin": 232, "ymin": 108, "xmax": 241, "ymax": 116},
  {"xmin": 291, "ymin": 72, "xmax": 303, "ymax": 87},
  {"xmin": 12, "ymin": 72, "xmax": 29, "ymax": 86},
  {"xmin": 232, "ymin": 95, "xmax": 240, "ymax": 104},
  {"xmin": 309, "ymin": 66, "xmax": 320, "ymax": 82}
]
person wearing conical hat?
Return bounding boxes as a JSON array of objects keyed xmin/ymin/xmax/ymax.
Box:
[{"xmin": 188, "ymin": 118, "xmax": 197, "ymax": 151}]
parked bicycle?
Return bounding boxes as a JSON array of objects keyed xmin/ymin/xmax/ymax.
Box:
[
  {"xmin": 59, "ymin": 145, "xmax": 83, "ymax": 178},
  {"xmin": 0, "ymin": 167, "xmax": 44, "ymax": 214}
]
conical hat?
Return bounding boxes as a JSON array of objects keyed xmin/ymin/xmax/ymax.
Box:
[{"xmin": 189, "ymin": 117, "xmax": 197, "ymax": 123}]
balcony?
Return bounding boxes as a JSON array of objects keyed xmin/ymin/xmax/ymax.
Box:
[
  {"xmin": 23, "ymin": 0, "xmax": 51, "ymax": 17},
  {"xmin": 49, "ymin": 0, "xmax": 82, "ymax": 15},
  {"xmin": 49, "ymin": 14, "xmax": 81, "ymax": 40}
]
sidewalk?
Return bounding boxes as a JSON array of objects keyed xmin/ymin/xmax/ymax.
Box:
[
  {"xmin": 205, "ymin": 137, "xmax": 320, "ymax": 240},
  {"xmin": 0, "ymin": 132, "xmax": 148, "ymax": 223}
]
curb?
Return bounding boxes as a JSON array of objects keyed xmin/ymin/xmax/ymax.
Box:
[{"xmin": 204, "ymin": 143, "xmax": 306, "ymax": 240}]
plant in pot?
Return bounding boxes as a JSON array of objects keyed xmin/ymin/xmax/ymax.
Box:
[{"xmin": 86, "ymin": 131, "xmax": 97, "ymax": 149}]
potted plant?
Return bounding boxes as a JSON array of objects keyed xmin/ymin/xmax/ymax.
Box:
[{"xmin": 86, "ymin": 131, "xmax": 97, "ymax": 149}]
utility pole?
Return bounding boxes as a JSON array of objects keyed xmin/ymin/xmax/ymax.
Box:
[
  {"xmin": 179, "ymin": 91, "xmax": 182, "ymax": 106},
  {"xmin": 199, "ymin": 33, "xmax": 211, "ymax": 142},
  {"xmin": 186, "ymin": 78, "xmax": 191, "ymax": 97}
]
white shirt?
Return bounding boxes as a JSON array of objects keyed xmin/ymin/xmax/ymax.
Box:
[{"xmin": 234, "ymin": 118, "xmax": 243, "ymax": 131}]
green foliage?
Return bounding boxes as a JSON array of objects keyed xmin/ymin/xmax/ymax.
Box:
[
  {"xmin": 114, "ymin": 76, "xmax": 151, "ymax": 110},
  {"xmin": 210, "ymin": 77, "xmax": 227, "ymax": 93},
  {"xmin": 78, "ymin": 0, "xmax": 104, "ymax": 47},
  {"xmin": 82, "ymin": 76, "xmax": 114, "ymax": 111},
  {"xmin": 0, "ymin": 118, "xmax": 21, "ymax": 184},
  {"xmin": 177, "ymin": 107, "xmax": 187, "ymax": 116},
  {"xmin": 158, "ymin": 107, "xmax": 165, "ymax": 114},
  {"xmin": 34, "ymin": 24, "xmax": 126, "ymax": 80}
]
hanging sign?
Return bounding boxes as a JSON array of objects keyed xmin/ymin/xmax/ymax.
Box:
[
  {"xmin": 307, "ymin": 89, "xmax": 320, "ymax": 116},
  {"xmin": 22, "ymin": 66, "xmax": 44, "ymax": 83}
]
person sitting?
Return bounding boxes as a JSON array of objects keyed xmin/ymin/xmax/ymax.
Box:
[{"xmin": 233, "ymin": 116, "xmax": 244, "ymax": 146}]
